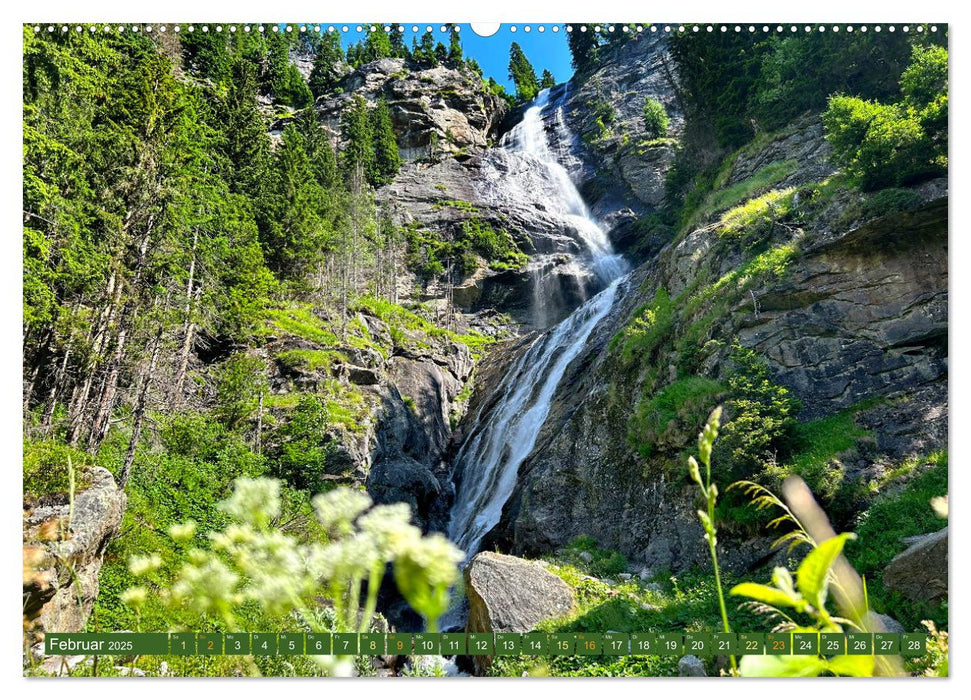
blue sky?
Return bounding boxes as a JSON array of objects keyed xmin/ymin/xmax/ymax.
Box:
[
  {"xmin": 331, "ymin": 23, "xmax": 574, "ymax": 93},
  {"xmin": 459, "ymin": 24, "xmax": 573, "ymax": 92}
]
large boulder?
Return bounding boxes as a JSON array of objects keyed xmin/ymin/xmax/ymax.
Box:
[
  {"xmin": 464, "ymin": 552, "xmax": 574, "ymax": 634},
  {"xmin": 23, "ymin": 467, "xmax": 126, "ymax": 646},
  {"xmin": 883, "ymin": 526, "xmax": 948, "ymax": 603}
]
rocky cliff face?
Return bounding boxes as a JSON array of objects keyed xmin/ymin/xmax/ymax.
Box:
[
  {"xmin": 365, "ymin": 35, "xmax": 683, "ymax": 330},
  {"xmin": 261, "ymin": 308, "xmax": 474, "ymax": 530},
  {"xmin": 479, "ymin": 120, "xmax": 948, "ymax": 572},
  {"xmin": 23, "ymin": 468, "xmax": 127, "ymax": 646},
  {"xmin": 562, "ymin": 34, "xmax": 683, "ymax": 228},
  {"xmin": 316, "ymin": 58, "xmax": 507, "ymax": 162}
]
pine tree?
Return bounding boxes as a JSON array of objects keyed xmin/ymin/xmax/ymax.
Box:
[
  {"xmin": 180, "ymin": 29, "xmax": 232, "ymax": 82},
  {"xmin": 341, "ymin": 95, "xmax": 374, "ymax": 181},
  {"xmin": 540, "ymin": 69, "xmax": 556, "ymax": 89},
  {"xmin": 219, "ymin": 60, "xmax": 272, "ymax": 199},
  {"xmin": 266, "ymin": 32, "xmax": 312, "ymax": 108},
  {"xmin": 294, "ymin": 110, "xmax": 338, "ymax": 190},
  {"xmin": 435, "ymin": 42, "xmax": 448, "ymax": 64},
  {"xmin": 447, "ymin": 25, "xmax": 463, "ymax": 63},
  {"xmin": 370, "ymin": 100, "xmax": 401, "ymax": 187},
  {"xmin": 308, "ymin": 31, "xmax": 344, "ymax": 98},
  {"xmin": 389, "ymin": 25, "xmax": 409, "ymax": 58},
  {"xmin": 362, "ymin": 25, "xmax": 393, "ymax": 63},
  {"xmin": 568, "ymin": 26, "xmax": 601, "ymax": 72},
  {"xmin": 262, "ymin": 125, "xmax": 328, "ymax": 279},
  {"xmin": 415, "ymin": 32, "xmax": 439, "ymax": 67},
  {"xmin": 508, "ymin": 42, "xmax": 539, "ymax": 102}
]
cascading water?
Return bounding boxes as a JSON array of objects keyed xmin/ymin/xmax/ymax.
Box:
[
  {"xmin": 447, "ymin": 278, "xmax": 623, "ymax": 556},
  {"xmin": 448, "ymin": 88, "xmax": 629, "ymax": 559},
  {"xmin": 498, "ymin": 89, "xmax": 628, "ymax": 285}
]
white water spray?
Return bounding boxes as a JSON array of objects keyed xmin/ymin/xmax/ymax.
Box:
[{"xmin": 500, "ymin": 89, "xmax": 627, "ymax": 281}]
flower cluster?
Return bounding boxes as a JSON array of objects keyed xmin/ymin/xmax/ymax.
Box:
[{"xmin": 123, "ymin": 478, "xmax": 464, "ymax": 674}]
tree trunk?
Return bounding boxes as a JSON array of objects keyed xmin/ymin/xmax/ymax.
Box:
[
  {"xmin": 88, "ymin": 305, "xmax": 134, "ymax": 454},
  {"xmin": 255, "ymin": 391, "xmax": 264, "ymax": 455},
  {"xmin": 41, "ymin": 341, "xmax": 73, "ymax": 435},
  {"xmin": 88, "ymin": 213, "xmax": 156, "ymax": 454},
  {"xmin": 173, "ymin": 229, "xmax": 200, "ymax": 407},
  {"xmin": 120, "ymin": 325, "xmax": 163, "ymax": 488}
]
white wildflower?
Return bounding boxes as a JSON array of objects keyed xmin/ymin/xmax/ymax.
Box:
[
  {"xmin": 219, "ymin": 477, "xmax": 281, "ymax": 528},
  {"xmin": 312, "ymin": 488, "xmax": 372, "ymax": 535},
  {"xmin": 128, "ymin": 553, "xmax": 162, "ymax": 576},
  {"xmin": 245, "ymin": 572, "xmax": 306, "ymax": 616},
  {"xmin": 121, "ymin": 586, "xmax": 148, "ymax": 610},
  {"xmin": 168, "ymin": 520, "xmax": 197, "ymax": 542},
  {"xmin": 171, "ymin": 556, "xmax": 240, "ymax": 620},
  {"xmin": 333, "ymin": 532, "xmax": 380, "ymax": 580},
  {"xmin": 393, "ymin": 533, "xmax": 464, "ymax": 630},
  {"xmin": 209, "ymin": 523, "xmax": 256, "ymax": 552},
  {"xmin": 357, "ymin": 503, "xmax": 421, "ymax": 560}
]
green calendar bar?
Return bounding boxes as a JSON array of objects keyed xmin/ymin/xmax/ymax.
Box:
[
  {"xmin": 251, "ymin": 633, "xmax": 278, "ymax": 655},
  {"xmin": 767, "ymin": 632, "xmax": 791, "ymax": 655},
  {"xmin": 713, "ymin": 632, "xmax": 737, "ymax": 656},
  {"xmin": 170, "ymin": 632, "xmax": 196, "ymax": 655},
  {"xmin": 523, "ymin": 632, "xmax": 551, "ymax": 655},
  {"xmin": 279, "ymin": 633, "xmax": 304, "ymax": 655},
  {"xmin": 467, "ymin": 632, "xmax": 494, "ymax": 655},
  {"xmin": 360, "ymin": 633, "xmax": 386, "ymax": 655},
  {"xmin": 847, "ymin": 633, "xmax": 873, "ymax": 655},
  {"xmin": 440, "ymin": 633, "xmax": 467, "ymax": 655},
  {"xmin": 874, "ymin": 633, "xmax": 899, "ymax": 655},
  {"xmin": 332, "ymin": 633, "xmax": 358, "ymax": 655},
  {"xmin": 902, "ymin": 633, "xmax": 928, "ymax": 657},
  {"xmin": 550, "ymin": 633, "xmax": 575, "ymax": 655},
  {"xmin": 306, "ymin": 633, "xmax": 331, "ymax": 655},
  {"xmin": 38, "ymin": 632, "xmax": 931, "ymax": 657},
  {"xmin": 738, "ymin": 633, "xmax": 764, "ymax": 655},
  {"xmin": 413, "ymin": 633, "xmax": 440, "ymax": 655},
  {"xmin": 630, "ymin": 632, "xmax": 658, "ymax": 655},
  {"xmin": 820, "ymin": 632, "xmax": 845, "ymax": 655},
  {"xmin": 657, "ymin": 633, "xmax": 683, "ymax": 655},
  {"xmin": 576, "ymin": 633, "xmax": 603, "ymax": 656},
  {"xmin": 495, "ymin": 633, "xmax": 522, "ymax": 656},
  {"xmin": 44, "ymin": 633, "xmax": 169, "ymax": 656},
  {"xmin": 387, "ymin": 633, "xmax": 412, "ymax": 655}
]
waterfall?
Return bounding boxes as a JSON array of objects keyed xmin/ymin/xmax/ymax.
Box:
[
  {"xmin": 447, "ymin": 278, "xmax": 623, "ymax": 555},
  {"xmin": 448, "ymin": 88, "xmax": 629, "ymax": 558},
  {"xmin": 499, "ymin": 89, "xmax": 627, "ymax": 284}
]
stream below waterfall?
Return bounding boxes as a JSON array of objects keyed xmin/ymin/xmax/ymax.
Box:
[{"xmin": 447, "ymin": 87, "xmax": 630, "ymax": 564}]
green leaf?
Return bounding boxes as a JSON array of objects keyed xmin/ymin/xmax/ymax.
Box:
[
  {"xmin": 740, "ymin": 654, "xmax": 827, "ymax": 677},
  {"xmin": 730, "ymin": 582, "xmax": 802, "ymax": 609},
  {"xmin": 825, "ymin": 654, "xmax": 875, "ymax": 677},
  {"xmin": 796, "ymin": 532, "xmax": 855, "ymax": 611}
]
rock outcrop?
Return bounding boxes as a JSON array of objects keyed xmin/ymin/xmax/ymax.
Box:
[
  {"xmin": 678, "ymin": 655, "xmax": 707, "ymax": 677},
  {"xmin": 883, "ymin": 527, "xmax": 948, "ymax": 603},
  {"xmin": 23, "ymin": 467, "xmax": 126, "ymax": 645},
  {"xmin": 464, "ymin": 551, "xmax": 574, "ymax": 671},
  {"xmin": 316, "ymin": 58, "xmax": 507, "ymax": 162},
  {"xmin": 563, "ymin": 34, "xmax": 683, "ymax": 222},
  {"xmin": 262, "ymin": 308, "xmax": 474, "ymax": 530},
  {"xmin": 375, "ymin": 149, "xmax": 616, "ymax": 328}
]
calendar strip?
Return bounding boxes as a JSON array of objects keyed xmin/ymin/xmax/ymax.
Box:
[{"xmin": 44, "ymin": 632, "xmax": 930, "ymax": 657}]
